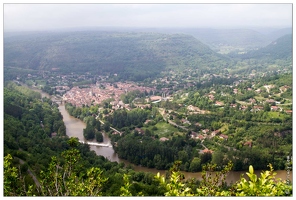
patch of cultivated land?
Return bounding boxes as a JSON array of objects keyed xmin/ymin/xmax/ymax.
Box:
[{"xmin": 153, "ymin": 121, "xmax": 181, "ymax": 137}]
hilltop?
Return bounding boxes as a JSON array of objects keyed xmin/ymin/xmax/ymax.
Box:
[{"xmin": 4, "ymin": 31, "xmax": 228, "ymax": 81}]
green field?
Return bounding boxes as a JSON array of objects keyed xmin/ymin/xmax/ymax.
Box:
[{"xmin": 151, "ymin": 121, "xmax": 181, "ymax": 137}]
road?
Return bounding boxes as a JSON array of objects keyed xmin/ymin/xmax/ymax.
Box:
[
  {"xmin": 96, "ymin": 117, "xmax": 122, "ymax": 136},
  {"xmin": 158, "ymin": 108, "xmax": 188, "ymax": 131}
]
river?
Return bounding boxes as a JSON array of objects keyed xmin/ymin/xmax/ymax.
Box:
[{"xmin": 36, "ymin": 87, "xmax": 293, "ymax": 184}]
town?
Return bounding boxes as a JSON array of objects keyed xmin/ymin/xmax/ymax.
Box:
[{"xmin": 16, "ymin": 67, "xmax": 292, "ymax": 152}]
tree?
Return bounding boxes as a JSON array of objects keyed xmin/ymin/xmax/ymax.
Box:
[
  {"xmin": 189, "ymin": 157, "xmax": 201, "ymax": 172},
  {"xmin": 4, "ymin": 154, "xmax": 22, "ymax": 196},
  {"xmin": 103, "ymin": 121, "xmax": 111, "ymax": 132},
  {"xmin": 39, "ymin": 146, "xmax": 108, "ymax": 196},
  {"xmin": 200, "ymin": 152, "xmax": 212, "ymax": 164},
  {"xmin": 155, "ymin": 161, "xmax": 193, "ymax": 196},
  {"xmin": 83, "ymin": 125, "xmax": 95, "ymax": 140},
  {"xmin": 178, "ymin": 150, "xmax": 188, "ymax": 163},
  {"xmin": 264, "ymin": 103, "xmax": 271, "ymax": 112},
  {"xmin": 95, "ymin": 131, "xmax": 104, "ymax": 142},
  {"xmin": 195, "ymin": 162, "xmax": 232, "ymax": 196},
  {"xmin": 229, "ymin": 165, "xmax": 292, "ymax": 196},
  {"xmin": 95, "ymin": 119, "xmax": 101, "ymax": 131}
]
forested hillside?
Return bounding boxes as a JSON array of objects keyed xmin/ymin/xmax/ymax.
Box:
[
  {"xmin": 185, "ymin": 28, "xmax": 271, "ymax": 48},
  {"xmin": 4, "ymin": 31, "xmax": 228, "ymax": 81},
  {"xmin": 240, "ymin": 34, "xmax": 292, "ymax": 60},
  {"xmin": 97, "ymin": 27, "xmax": 291, "ymax": 53}
]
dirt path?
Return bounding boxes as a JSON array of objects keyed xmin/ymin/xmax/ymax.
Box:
[{"xmin": 18, "ymin": 158, "xmax": 41, "ymax": 188}]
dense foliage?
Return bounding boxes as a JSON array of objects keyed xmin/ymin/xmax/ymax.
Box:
[{"xmin": 4, "ymin": 151, "xmax": 292, "ymax": 196}]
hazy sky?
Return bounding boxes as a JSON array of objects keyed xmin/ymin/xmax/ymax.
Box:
[{"xmin": 3, "ymin": 3, "xmax": 293, "ymax": 31}]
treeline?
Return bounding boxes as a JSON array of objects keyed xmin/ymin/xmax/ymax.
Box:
[
  {"xmin": 113, "ymin": 131, "xmax": 212, "ymax": 171},
  {"xmin": 105, "ymin": 108, "xmax": 150, "ymax": 129}
]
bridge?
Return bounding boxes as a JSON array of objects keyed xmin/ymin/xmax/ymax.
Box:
[{"xmin": 79, "ymin": 140, "xmax": 112, "ymax": 147}]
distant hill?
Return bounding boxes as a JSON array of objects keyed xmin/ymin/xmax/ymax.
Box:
[
  {"xmin": 240, "ymin": 34, "xmax": 292, "ymax": 60},
  {"xmin": 138, "ymin": 27, "xmax": 292, "ymax": 53},
  {"xmin": 185, "ymin": 28, "xmax": 270, "ymax": 47},
  {"xmin": 264, "ymin": 28, "xmax": 292, "ymax": 41},
  {"xmin": 4, "ymin": 31, "xmax": 229, "ymax": 81}
]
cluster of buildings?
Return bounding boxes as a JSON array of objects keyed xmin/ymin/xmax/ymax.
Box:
[{"xmin": 62, "ymin": 82, "xmax": 155, "ymax": 107}]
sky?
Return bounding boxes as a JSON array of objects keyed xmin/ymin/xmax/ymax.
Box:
[{"xmin": 3, "ymin": 2, "xmax": 293, "ymax": 32}]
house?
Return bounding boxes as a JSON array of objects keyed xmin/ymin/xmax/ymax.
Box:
[
  {"xmin": 255, "ymin": 89, "xmax": 262, "ymax": 93},
  {"xmin": 271, "ymin": 106, "xmax": 280, "ymax": 111},
  {"xmin": 215, "ymin": 101, "xmax": 224, "ymax": 106},
  {"xmin": 191, "ymin": 132, "xmax": 198, "ymax": 139},
  {"xmin": 249, "ymin": 98, "xmax": 256, "ymax": 104},
  {"xmin": 134, "ymin": 128, "xmax": 145, "ymax": 135},
  {"xmin": 197, "ymin": 134, "xmax": 205, "ymax": 140},
  {"xmin": 51, "ymin": 132, "xmax": 57, "ymax": 137},
  {"xmin": 195, "ymin": 122, "xmax": 202, "ymax": 127},
  {"xmin": 230, "ymin": 103, "xmax": 237, "ymax": 108},
  {"xmin": 266, "ymin": 99, "xmax": 275, "ymax": 104},
  {"xmin": 188, "ymin": 105, "xmax": 199, "ymax": 111},
  {"xmin": 181, "ymin": 118, "xmax": 191, "ymax": 125},
  {"xmin": 207, "ymin": 94, "xmax": 215, "ymax": 101},
  {"xmin": 285, "ymin": 110, "xmax": 292, "ymax": 114},
  {"xmin": 211, "ymin": 130, "xmax": 220, "ymax": 137},
  {"xmin": 240, "ymin": 105, "xmax": 248, "ymax": 110},
  {"xmin": 219, "ymin": 134, "xmax": 228, "ymax": 140},
  {"xmin": 191, "ymin": 131, "xmax": 198, "ymax": 136},
  {"xmin": 244, "ymin": 141, "xmax": 252, "ymax": 148},
  {"xmin": 202, "ymin": 148, "xmax": 214, "ymax": 154},
  {"xmin": 202, "ymin": 129, "xmax": 209, "ymax": 134},
  {"xmin": 252, "ymin": 105, "xmax": 263, "ymax": 112},
  {"xmin": 159, "ymin": 137, "xmax": 169, "ymax": 142}
]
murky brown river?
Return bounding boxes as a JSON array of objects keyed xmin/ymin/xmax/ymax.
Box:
[{"xmin": 37, "ymin": 88, "xmax": 293, "ymax": 184}]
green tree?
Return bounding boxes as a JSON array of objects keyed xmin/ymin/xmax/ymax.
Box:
[
  {"xmin": 230, "ymin": 164, "xmax": 292, "ymax": 196},
  {"xmin": 264, "ymin": 103, "xmax": 271, "ymax": 112},
  {"xmin": 103, "ymin": 121, "xmax": 111, "ymax": 132},
  {"xmin": 196, "ymin": 161, "xmax": 233, "ymax": 196},
  {"xmin": 155, "ymin": 161, "xmax": 193, "ymax": 196},
  {"xmin": 4, "ymin": 154, "xmax": 21, "ymax": 196},
  {"xmin": 189, "ymin": 157, "xmax": 202, "ymax": 172},
  {"xmin": 83, "ymin": 125, "xmax": 95, "ymax": 140},
  {"xmin": 39, "ymin": 138, "xmax": 108, "ymax": 196},
  {"xmin": 95, "ymin": 131, "xmax": 104, "ymax": 142}
]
